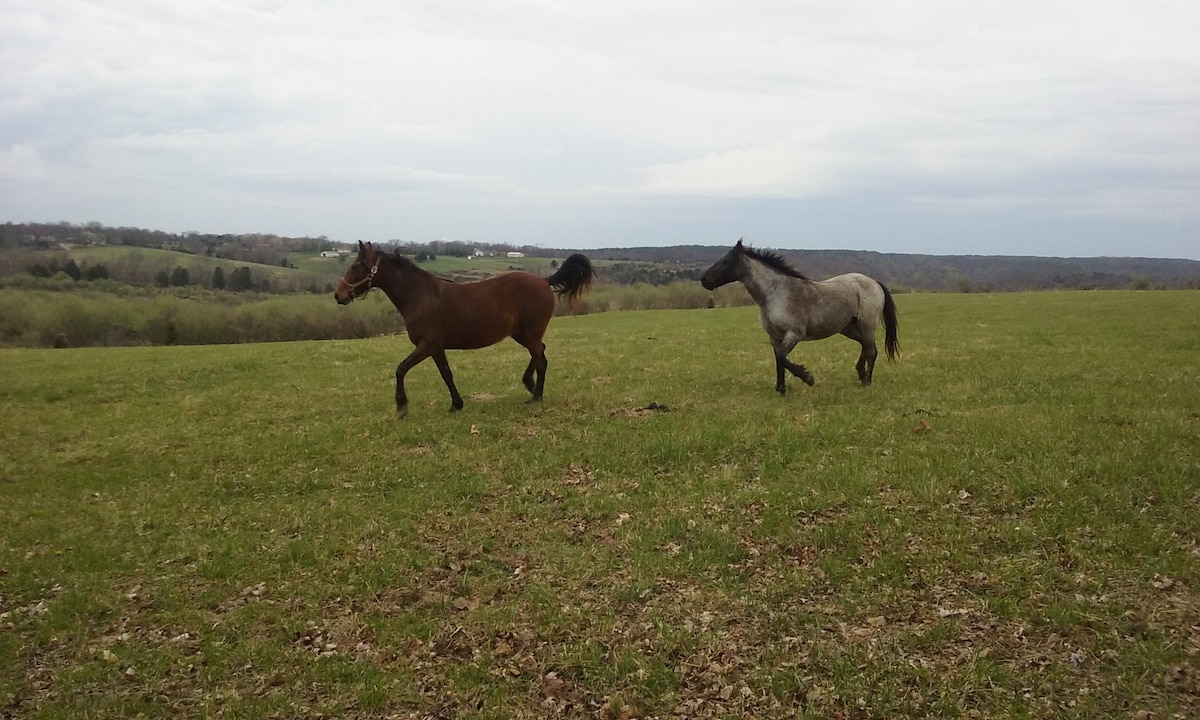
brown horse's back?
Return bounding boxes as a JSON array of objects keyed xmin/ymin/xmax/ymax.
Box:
[{"xmin": 429, "ymin": 272, "xmax": 555, "ymax": 350}]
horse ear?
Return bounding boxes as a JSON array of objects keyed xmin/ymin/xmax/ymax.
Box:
[
  {"xmin": 357, "ymin": 240, "xmax": 367, "ymax": 255},
  {"xmin": 736, "ymin": 238, "xmax": 744, "ymax": 249}
]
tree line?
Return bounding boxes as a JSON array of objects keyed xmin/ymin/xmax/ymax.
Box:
[
  {"xmin": 4, "ymin": 221, "xmax": 1198, "ymax": 292},
  {"xmin": 18, "ymin": 255, "xmax": 284, "ymax": 293},
  {"xmin": 2, "ymin": 221, "xmax": 327, "ymax": 269},
  {"xmin": 1, "ymin": 222, "xmax": 535, "ymax": 269}
]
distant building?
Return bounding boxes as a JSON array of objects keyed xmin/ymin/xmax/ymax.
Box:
[
  {"xmin": 319, "ymin": 250, "xmax": 340, "ymax": 258},
  {"xmin": 506, "ymin": 251, "xmax": 525, "ymax": 258}
]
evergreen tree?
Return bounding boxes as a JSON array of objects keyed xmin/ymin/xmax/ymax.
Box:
[
  {"xmin": 228, "ymin": 266, "xmax": 253, "ymax": 291},
  {"xmin": 63, "ymin": 258, "xmax": 83, "ymax": 281}
]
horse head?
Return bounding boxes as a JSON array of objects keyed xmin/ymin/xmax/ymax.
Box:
[
  {"xmin": 700, "ymin": 239, "xmax": 747, "ymax": 290},
  {"xmin": 334, "ymin": 240, "xmax": 381, "ymax": 305}
]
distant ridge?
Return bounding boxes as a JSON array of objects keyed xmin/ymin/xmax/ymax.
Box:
[
  {"xmin": 570, "ymin": 246, "xmax": 1200, "ymax": 292},
  {"xmin": 5, "ymin": 221, "xmax": 1196, "ymax": 292}
]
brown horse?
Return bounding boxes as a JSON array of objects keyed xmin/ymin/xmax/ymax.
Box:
[{"xmin": 335, "ymin": 241, "xmax": 595, "ymax": 417}]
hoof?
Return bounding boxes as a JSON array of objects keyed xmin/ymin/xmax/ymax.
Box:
[{"xmin": 396, "ymin": 406, "xmax": 409, "ymax": 419}]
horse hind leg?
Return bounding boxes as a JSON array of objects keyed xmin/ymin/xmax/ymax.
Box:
[
  {"xmin": 855, "ymin": 341, "xmax": 878, "ymax": 386},
  {"xmin": 521, "ymin": 358, "xmax": 537, "ymax": 393},
  {"xmin": 529, "ymin": 353, "xmax": 548, "ymax": 402},
  {"xmin": 518, "ymin": 339, "xmax": 548, "ymax": 402}
]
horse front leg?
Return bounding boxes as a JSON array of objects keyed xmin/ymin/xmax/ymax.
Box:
[
  {"xmin": 394, "ymin": 345, "xmax": 433, "ymax": 418},
  {"xmin": 772, "ymin": 334, "xmax": 814, "ymax": 395},
  {"xmin": 431, "ymin": 349, "xmax": 465, "ymax": 412},
  {"xmin": 776, "ymin": 353, "xmax": 815, "ymax": 391}
]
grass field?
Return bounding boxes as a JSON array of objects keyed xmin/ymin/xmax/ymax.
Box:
[
  {"xmin": 1, "ymin": 291, "xmax": 1197, "ymax": 719},
  {"xmin": 66, "ymin": 247, "xmax": 331, "ymax": 288}
]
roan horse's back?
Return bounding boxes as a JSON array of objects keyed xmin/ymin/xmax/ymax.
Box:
[
  {"xmin": 778, "ymin": 272, "xmax": 884, "ymax": 341},
  {"xmin": 814, "ymin": 272, "xmax": 886, "ymax": 317}
]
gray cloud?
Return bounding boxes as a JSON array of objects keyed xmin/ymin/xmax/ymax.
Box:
[{"xmin": 1, "ymin": 0, "xmax": 1197, "ymax": 257}]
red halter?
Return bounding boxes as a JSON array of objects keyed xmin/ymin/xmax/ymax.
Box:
[{"xmin": 341, "ymin": 261, "xmax": 379, "ymax": 296}]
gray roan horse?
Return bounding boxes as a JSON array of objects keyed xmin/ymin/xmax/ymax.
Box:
[{"xmin": 701, "ymin": 239, "xmax": 899, "ymax": 394}]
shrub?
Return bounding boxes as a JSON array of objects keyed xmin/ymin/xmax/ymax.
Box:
[{"xmin": 1, "ymin": 278, "xmax": 747, "ymax": 348}]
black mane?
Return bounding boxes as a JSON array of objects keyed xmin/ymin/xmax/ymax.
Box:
[
  {"xmin": 380, "ymin": 249, "xmax": 452, "ymax": 281},
  {"xmin": 381, "ymin": 249, "xmax": 422, "ymax": 270},
  {"xmin": 742, "ymin": 244, "xmax": 808, "ymax": 280}
]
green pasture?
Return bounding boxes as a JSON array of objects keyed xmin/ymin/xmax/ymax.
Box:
[
  {"xmin": 286, "ymin": 252, "xmax": 349, "ymax": 276},
  {"xmin": 1, "ymin": 291, "xmax": 1197, "ymax": 718},
  {"xmin": 65, "ymin": 247, "xmax": 329, "ymax": 287}
]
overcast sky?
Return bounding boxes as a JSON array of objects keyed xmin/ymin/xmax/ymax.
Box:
[{"xmin": 2, "ymin": 1, "xmax": 1198, "ymax": 258}]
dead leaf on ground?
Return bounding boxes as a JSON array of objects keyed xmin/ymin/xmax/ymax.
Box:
[{"xmin": 452, "ymin": 596, "xmax": 480, "ymax": 612}]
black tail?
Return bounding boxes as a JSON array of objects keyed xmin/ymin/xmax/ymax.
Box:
[
  {"xmin": 547, "ymin": 254, "xmax": 595, "ymax": 302},
  {"xmin": 880, "ymin": 282, "xmax": 900, "ymax": 361}
]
